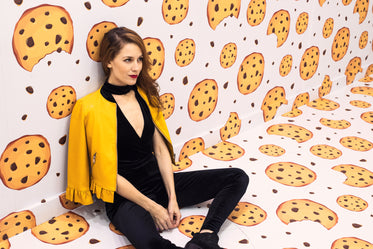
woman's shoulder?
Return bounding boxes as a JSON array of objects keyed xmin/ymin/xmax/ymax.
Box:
[
  {"xmin": 73, "ymin": 88, "xmax": 105, "ymax": 114},
  {"xmin": 78, "ymin": 88, "xmax": 102, "ymax": 102}
]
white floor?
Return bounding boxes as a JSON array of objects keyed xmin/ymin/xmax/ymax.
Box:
[{"xmin": 6, "ymin": 81, "xmax": 373, "ymax": 249}]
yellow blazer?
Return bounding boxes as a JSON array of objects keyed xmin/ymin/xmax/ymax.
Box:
[{"xmin": 66, "ymin": 86, "xmax": 174, "ymax": 205}]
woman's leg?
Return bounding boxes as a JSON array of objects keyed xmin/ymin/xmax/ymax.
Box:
[
  {"xmin": 174, "ymin": 168, "xmax": 249, "ymax": 233},
  {"xmin": 108, "ymin": 199, "xmax": 182, "ymax": 249}
]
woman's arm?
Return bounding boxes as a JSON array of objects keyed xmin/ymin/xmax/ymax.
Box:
[
  {"xmin": 116, "ymin": 174, "xmax": 174, "ymax": 231},
  {"xmin": 152, "ymin": 128, "xmax": 181, "ymax": 228}
]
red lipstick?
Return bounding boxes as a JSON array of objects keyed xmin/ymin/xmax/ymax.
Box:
[{"xmin": 130, "ymin": 75, "xmax": 138, "ymax": 79}]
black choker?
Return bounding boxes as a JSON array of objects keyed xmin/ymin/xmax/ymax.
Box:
[{"xmin": 102, "ymin": 81, "xmax": 137, "ymax": 95}]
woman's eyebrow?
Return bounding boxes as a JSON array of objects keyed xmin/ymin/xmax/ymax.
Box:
[{"xmin": 121, "ymin": 55, "xmax": 143, "ymax": 59}]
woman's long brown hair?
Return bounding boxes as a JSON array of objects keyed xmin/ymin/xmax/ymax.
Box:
[{"xmin": 99, "ymin": 27, "xmax": 161, "ymax": 109}]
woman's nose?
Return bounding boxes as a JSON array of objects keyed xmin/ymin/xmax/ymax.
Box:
[{"xmin": 132, "ymin": 61, "xmax": 142, "ymax": 71}]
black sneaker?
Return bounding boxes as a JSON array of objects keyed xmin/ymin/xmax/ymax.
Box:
[{"xmin": 184, "ymin": 232, "xmax": 223, "ymax": 249}]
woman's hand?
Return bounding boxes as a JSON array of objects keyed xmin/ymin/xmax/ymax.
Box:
[
  {"xmin": 149, "ymin": 203, "xmax": 174, "ymax": 232},
  {"xmin": 168, "ymin": 197, "xmax": 181, "ymax": 229}
]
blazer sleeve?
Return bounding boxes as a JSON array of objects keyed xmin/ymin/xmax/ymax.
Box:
[{"xmin": 65, "ymin": 100, "xmax": 94, "ymax": 205}]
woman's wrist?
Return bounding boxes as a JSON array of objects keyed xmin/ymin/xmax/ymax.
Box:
[
  {"xmin": 143, "ymin": 199, "xmax": 159, "ymax": 212},
  {"xmin": 168, "ymin": 193, "xmax": 177, "ymax": 202}
]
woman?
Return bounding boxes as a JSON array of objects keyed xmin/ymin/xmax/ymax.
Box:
[{"xmin": 66, "ymin": 27, "xmax": 249, "ymax": 249}]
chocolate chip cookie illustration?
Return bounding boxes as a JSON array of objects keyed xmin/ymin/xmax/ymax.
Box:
[
  {"xmin": 12, "ymin": 4, "xmax": 74, "ymax": 71},
  {"xmin": 87, "ymin": 21, "xmax": 117, "ymax": 62},
  {"xmin": 162, "ymin": 0, "xmax": 189, "ymax": 25},
  {"xmin": 220, "ymin": 112, "xmax": 241, "ymax": 140},
  {"xmin": 188, "ymin": 79, "xmax": 218, "ymax": 122},
  {"xmin": 143, "ymin": 37, "xmax": 165, "ymax": 80},
  {"xmin": 339, "ymin": 136, "xmax": 372, "ymax": 151},
  {"xmin": 279, "ymin": 54, "xmax": 292, "ymax": 77},
  {"xmin": 46, "ymin": 85, "xmax": 76, "ymax": 119},
  {"xmin": 318, "ymin": 75, "xmax": 332, "ymax": 97},
  {"xmin": 295, "ymin": 12, "xmax": 309, "ymax": 34},
  {"xmin": 261, "ymin": 86, "xmax": 288, "ymax": 122},
  {"xmin": 0, "ymin": 210, "xmax": 36, "ymax": 242},
  {"xmin": 353, "ymin": 0, "xmax": 369, "ymax": 24},
  {"xmin": 276, "ymin": 199, "xmax": 338, "ymax": 230},
  {"xmin": 178, "ymin": 215, "xmax": 205, "ymax": 238},
  {"xmin": 160, "ymin": 93, "xmax": 175, "ymax": 120},
  {"xmin": 332, "ymin": 164, "xmax": 373, "ymax": 187},
  {"xmin": 202, "ymin": 141, "xmax": 245, "ymax": 161},
  {"xmin": 247, "ymin": 0, "xmax": 266, "ymax": 26},
  {"xmin": 300, "ymin": 46, "xmax": 319, "ymax": 80},
  {"xmin": 237, "ymin": 52, "xmax": 265, "ymax": 95},
  {"xmin": 220, "ymin": 42, "xmax": 237, "ymax": 68},
  {"xmin": 207, "ymin": 0, "xmax": 241, "ymax": 30},
  {"xmin": 179, "ymin": 137, "xmax": 205, "ymax": 161},
  {"xmin": 332, "ymin": 27, "xmax": 350, "ymax": 61},
  {"xmin": 322, "ymin": 18, "xmax": 334, "ymax": 38},
  {"xmin": 336, "ymin": 195, "xmax": 368, "ymax": 212},
  {"xmin": 175, "ymin": 38, "xmax": 195, "ymax": 67},
  {"xmin": 332, "ymin": 237, "xmax": 373, "ymax": 249},
  {"xmin": 310, "ymin": 144, "xmax": 342, "ymax": 160},
  {"xmin": 259, "ymin": 144, "xmax": 286, "ymax": 157},
  {"xmin": 0, "ymin": 135, "xmax": 51, "ymax": 190},
  {"xmin": 228, "ymin": 202, "xmax": 267, "ymax": 226},
  {"xmin": 265, "ymin": 162, "xmax": 316, "ymax": 187},
  {"xmin": 31, "ymin": 211, "xmax": 89, "ymax": 244},
  {"xmin": 267, "ymin": 10, "xmax": 290, "ymax": 47},
  {"xmin": 267, "ymin": 123, "xmax": 313, "ymax": 143}
]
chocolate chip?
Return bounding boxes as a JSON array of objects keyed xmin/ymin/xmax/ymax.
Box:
[
  {"xmin": 239, "ymin": 239, "xmax": 249, "ymax": 244},
  {"xmin": 89, "ymin": 239, "xmax": 100, "ymax": 244},
  {"xmin": 291, "ymin": 208, "xmax": 299, "ymax": 212},
  {"xmin": 46, "ymin": 24, "xmax": 53, "ymax": 29},
  {"xmin": 21, "ymin": 176, "xmax": 28, "ymax": 184},
  {"xmin": 56, "ymin": 35, "xmax": 62, "ymax": 44},
  {"xmin": 60, "ymin": 17, "xmax": 67, "ymax": 24},
  {"xmin": 25, "ymin": 86, "xmax": 34, "ymax": 94},
  {"xmin": 84, "ymin": 2, "xmax": 91, "ymax": 9},
  {"xmin": 137, "ymin": 17, "xmax": 143, "ymax": 26},
  {"xmin": 48, "ymin": 219, "xmax": 56, "ymax": 224},
  {"xmin": 59, "ymin": 135, "xmax": 67, "ymax": 145},
  {"xmin": 26, "ymin": 37, "xmax": 34, "ymax": 47},
  {"xmin": 10, "ymin": 163, "xmax": 17, "ymax": 171},
  {"xmin": 352, "ymin": 223, "xmax": 362, "ymax": 228}
]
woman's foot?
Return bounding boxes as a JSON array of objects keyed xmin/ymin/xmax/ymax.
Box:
[{"xmin": 184, "ymin": 232, "xmax": 223, "ymax": 249}]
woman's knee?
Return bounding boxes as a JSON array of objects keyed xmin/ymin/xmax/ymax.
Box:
[{"xmin": 230, "ymin": 168, "xmax": 249, "ymax": 191}]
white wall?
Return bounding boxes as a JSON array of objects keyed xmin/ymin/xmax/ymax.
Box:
[{"xmin": 1, "ymin": 0, "xmax": 372, "ymax": 227}]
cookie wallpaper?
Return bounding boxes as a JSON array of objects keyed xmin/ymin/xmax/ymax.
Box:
[{"xmin": 0, "ymin": 0, "xmax": 372, "ymax": 248}]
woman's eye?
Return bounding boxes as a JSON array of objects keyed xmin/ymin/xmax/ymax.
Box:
[
  {"xmin": 124, "ymin": 58, "xmax": 132, "ymax": 62},
  {"xmin": 138, "ymin": 57, "xmax": 144, "ymax": 62}
]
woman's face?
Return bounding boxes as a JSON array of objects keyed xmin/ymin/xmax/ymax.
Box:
[{"xmin": 107, "ymin": 43, "xmax": 143, "ymax": 86}]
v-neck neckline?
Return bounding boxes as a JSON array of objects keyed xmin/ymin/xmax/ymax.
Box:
[{"xmin": 117, "ymin": 104, "xmax": 145, "ymax": 140}]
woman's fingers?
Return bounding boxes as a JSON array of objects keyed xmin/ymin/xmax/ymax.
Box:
[{"xmin": 152, "ymin": 208, "xmax": 173, "ymax": 231}]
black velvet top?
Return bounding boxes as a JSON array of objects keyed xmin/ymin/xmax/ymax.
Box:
[{"xmin": 100, "ymin": 81, "xmax": 156, "ymax": 177}]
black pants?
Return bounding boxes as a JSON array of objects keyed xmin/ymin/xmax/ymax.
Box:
[{"xmin": 106, "ymin": 168, "xmax": 249, "ymax": 249}]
